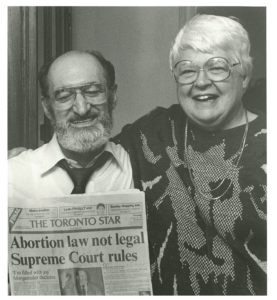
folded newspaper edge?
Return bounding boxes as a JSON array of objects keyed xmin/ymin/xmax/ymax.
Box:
[
  {"xmin": 9, "ymin": 189, "xmax": 143, "ymax": 208},
  {"xmin": 9, "ymin": 190, "xmax": 153, "ymax": 295}
]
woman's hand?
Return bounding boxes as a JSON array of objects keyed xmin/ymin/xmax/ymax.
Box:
[{"xmin": 8, "ymin": 147, "xmax": 27, "ymax": 159}]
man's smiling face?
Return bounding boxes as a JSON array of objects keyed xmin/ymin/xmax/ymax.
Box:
[{"xmin": 43, "ymin": 52, "xmax": 115, "ymax": 153}]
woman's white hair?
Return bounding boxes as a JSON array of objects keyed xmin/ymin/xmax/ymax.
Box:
[{"xmin": 169, "ymin": 14, "xmax": 253, "ymax": 79}]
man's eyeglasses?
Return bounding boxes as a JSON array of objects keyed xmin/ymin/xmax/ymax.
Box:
[
  {"xmin": 172, "ymin": 57, "xmax": 241, "ymax": 85},
  {"xmin": 53, "ymin": 82, "xmax": 108, "ymax": 107}
]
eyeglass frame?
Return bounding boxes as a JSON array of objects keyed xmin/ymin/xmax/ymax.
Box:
[
  {"xmin": 172, "ymin": 57, "xmax": 241, "ymax": 85},
  {"xmin": 50, "ymin": 81, "xmax": 112, "ymax": 108}
]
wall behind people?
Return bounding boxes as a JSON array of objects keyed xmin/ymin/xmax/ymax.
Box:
[
  {"xmin": 197, "ymin": 6, "xmax": 266, "ymax": 113},
  {"xmin": 72, "ymin": 7, "xmax": 266, "ymax": 136},
  {"xmin": 72, "ymin": 7, "xmax": 179, "ymax": 135},
  {"xmin": 8, "ymin": 7, "xmax": 266, "ymax": 149}
]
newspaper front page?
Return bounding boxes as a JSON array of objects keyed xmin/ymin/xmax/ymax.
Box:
[{"xmin": 8, "ymin": 190, "xmax": 152, "ymax": 295}]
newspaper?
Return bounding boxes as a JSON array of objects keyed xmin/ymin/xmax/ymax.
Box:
[{"xmin": 8, "ymin": 190, "xmax": 152, "ymax": 295}]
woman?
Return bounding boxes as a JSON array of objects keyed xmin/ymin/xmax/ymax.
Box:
[
  {"xmin": 117, "ymin": 14, "xmax": 266, "ymax": 295},
  {"xmin": 8, "ymin": 14, "xmax": 266, "ymax": 295}
]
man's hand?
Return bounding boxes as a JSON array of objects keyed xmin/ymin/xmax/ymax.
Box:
[{"xmin": 8, "ymin": 147, "xmax": 27, "ymax": 159}]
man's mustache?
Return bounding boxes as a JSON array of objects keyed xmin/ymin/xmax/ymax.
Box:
[{"xmin": 70, "ymin": 113, "xmax": 100, "ymax": 122}]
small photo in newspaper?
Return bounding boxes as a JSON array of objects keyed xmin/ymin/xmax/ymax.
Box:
[{"xmin": 58, "ymin": 267, "xmax": 104, "ymax": 295}]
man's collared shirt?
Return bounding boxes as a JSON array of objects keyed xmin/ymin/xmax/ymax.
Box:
[{"xmin": 8, "ymin": 135, "xmax": 133, "ymax": 202}]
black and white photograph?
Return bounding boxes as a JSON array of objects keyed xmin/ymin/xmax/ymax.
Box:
[
  {"xmin": 4, "ymin": 0, "xmax": 273, "ymax": 296},
  {"xmin": 58, "ymin": 267, "xmax": 104, "ymax": 295}
]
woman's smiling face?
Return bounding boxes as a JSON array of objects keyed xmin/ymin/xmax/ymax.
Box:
[{"xmin": 175, "ymin": 48, "xmax": 250, "ymax": 130}]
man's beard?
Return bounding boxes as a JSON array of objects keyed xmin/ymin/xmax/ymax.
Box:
[{"xmin": 53, "ymin": 112, "xmax": 113, "ymax": 153}]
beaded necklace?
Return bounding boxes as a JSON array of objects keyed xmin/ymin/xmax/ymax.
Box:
[{"xmin": 184, "ymin": 110, "xmax": 249, "ymax": 200}]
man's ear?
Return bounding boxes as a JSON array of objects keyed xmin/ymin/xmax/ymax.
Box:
[
  {"xmin": 109, "ymin": 84, "xmax": 118, "ymax": 110},
  {"xmin": 242, "ymin": 75, "xmax": 251, "ymax": 90},
  {"xmin": 41, "ymin": 97, "xmax": 53, "ymax": 120}
]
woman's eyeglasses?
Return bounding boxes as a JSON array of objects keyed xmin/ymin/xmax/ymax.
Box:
[{"xmin": 173, "ymin": 57, "xmax": 241, "ymax": 85}]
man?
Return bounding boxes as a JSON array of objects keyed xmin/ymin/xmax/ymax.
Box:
[
  {"xmin": 9, "ymin": 15, "xmax": 266, "ymax": 296},
  {"xmin": 8, "ymin": 50, "xmax": 133, "ymax": 200},
  {"xmin": 75, "ymin": 269, "xmax": 104, "ymax": 295},
  {"xmin": 60, "ymin": 272, "xmax": 77, "ymax": 295}
]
